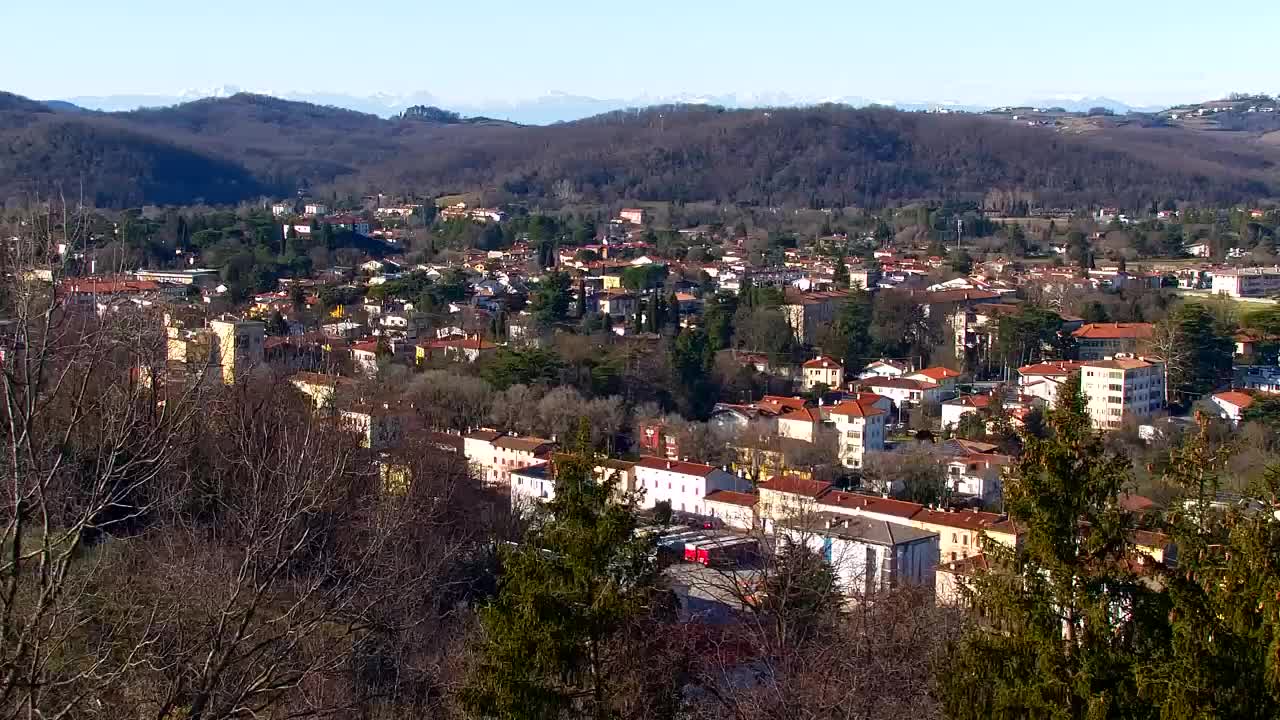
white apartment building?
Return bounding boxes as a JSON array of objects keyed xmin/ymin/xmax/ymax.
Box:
[
  {"xmin": 510, "ymin": 458, "xmax": 637, "ymax": 510},
  {"xmin": 1017, "ymin": 361, "xmax": 1085, "ymax": 406},
  {"xmin": 858, "ymin": 377, "xmax": 945, "ymax": 409},
  {"xmin": 1212, "ymin": 267, "xmax": 1280, "ymax": 298},
  {"xmin": 781, "ymin": 513, "xmax": 939, "ymax": 596},
  {"xmin": 634, "ymin": 457, "xmax": 749, "ymax": 517},
  {"xmin": 1080, "ymin": 357, "xmax": 1166, "ymax": 430},
  {"xmin": 826, "ymin": 400, "xmax": 886, "ymax": 469}
]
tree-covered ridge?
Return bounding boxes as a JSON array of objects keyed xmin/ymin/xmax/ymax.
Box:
[{"xmin": 0, "ymin": 92, "xmax": 1276, "ymax": 208}]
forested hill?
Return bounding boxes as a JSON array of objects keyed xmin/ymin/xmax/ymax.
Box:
[{"xmin": 0, "ymin": 91, "xmax": 1277, "ymax": 208}]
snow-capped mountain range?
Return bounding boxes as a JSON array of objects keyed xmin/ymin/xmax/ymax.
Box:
[{"xmin": 51, "ymin": 86, "xmax": 1167, "ymax": 125}]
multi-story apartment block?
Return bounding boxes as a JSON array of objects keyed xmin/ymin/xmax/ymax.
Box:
[
  {"xmin": 1080, "ymin": 356, "xmax": 1166, "ymax": 430},
  {"xmin": 827, "ymin": 399, "xmax": 886, "ymax": 469}
]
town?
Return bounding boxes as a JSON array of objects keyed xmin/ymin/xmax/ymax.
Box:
[{"xmin": 6, "ymin": 187, "xmax": 1280, "ymax": 717}]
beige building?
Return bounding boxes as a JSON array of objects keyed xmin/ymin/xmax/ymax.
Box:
[
  {"xmin": 165, "ymin": 317, "xmax": 264, "ymax": 385},
  {"xmin": 801, "ymin": 356, "xmax": 844, "ymax": 390},
  {"xmin": 464, "ymin": 431, "xmax": 556, "ymax": 487},
  {"xmin": 827, "ymin": 399, "xmax": 886, "ymax": 469},
  {"xmin": 780, "ymin": 290, "xmax": 848, "ymax": 345},
  {"xmin": 1080, "ymin": 356, "xmax": 1166, "ymax": 430}
]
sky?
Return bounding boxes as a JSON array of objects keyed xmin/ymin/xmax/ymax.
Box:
[{"xmin": 3, "ymin": 0, "xmax": 1278, "ymax": 108}]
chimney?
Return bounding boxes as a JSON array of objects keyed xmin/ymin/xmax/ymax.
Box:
[{"xmin": 666, "ymin": 460, "xmax": 672, "ymax": 470}]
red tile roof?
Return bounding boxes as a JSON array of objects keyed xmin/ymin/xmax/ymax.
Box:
[
  {"xmin": 827, "ymin": 400, "xmax": 886, "ymax": 418},
  {"xmin": 1212, "ymin": 390, "xmax": 1255, "ymax": 409},
  {"xmin": 818, "ymin": 490, "xmax": 921, "ymax": 518},
  {"xmin": 912, "ymin": 366, "xmax": 960, "ymax": 381},
  {"xmin": 636, "ymin": 456, "xmax": 719, "ymax": 477},
  {"xmin": 912, "ymin": 507, "xmax": 1009, "ymax": 532},
  {"xmin": 1018, "ymin": 361, "xmax": 1084, "ymax": 376},
  {"xmin": 1071, "ymin": 322, "xmax": 1154, "ymax": 340},
  {"xmin": 861, "ymin": 377, "xmax": 936, "ymax": 391},
  {"xmin": 758, "ymin": 475, "xmax": 832, "ymax": 498},
  {"xmin": 704, "ymin": 490, "xmax": 759, "ymax": 507},
  {"xmin": 803, "ymin": 356, "xmax": 843, "ymax": 370}
]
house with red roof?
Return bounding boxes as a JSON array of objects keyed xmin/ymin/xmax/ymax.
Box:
[
  {"xmin": 1210, "ymin": 390, "xmax": 1257, "ymax": 425},
  {"xmin": 801, "ymin": 355, "xmax": 844, "ymax": 391},
  {"xmin": 634, "ymin": 456, "xmax": 749, "ymax": 517},
  {"xmin": 1017, "ymin": 361, "xmax": 1085, "ymax": 405},
  {"xmin": 907, "ymin": 366, "xmax": 961, "ymax": 395},
  {"xmin": 827, "ymin": 399, "xmax": 886, "ymax": 468}
]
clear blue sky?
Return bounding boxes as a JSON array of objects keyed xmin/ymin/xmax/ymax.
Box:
[{"xmin": 4, "ymin": 0, "xmax": 1277, "ymax": 106}]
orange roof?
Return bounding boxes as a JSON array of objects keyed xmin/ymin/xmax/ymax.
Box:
[
  {"xmin": 1071, "ymin": 323, "xmax": 1154, "ymax": 340},
  {"xmin": 1212, "ymin": 390, "xmax": 1254, "ymax": 409},
  {"xmin": 912, "ymin": 366, "xmax": 960, "ymax": 381},
  {"xmin": 704, "ymin": 490, "xmax": 759, "ymax": 507},
  {"xmin": 1018, "ymin": 361, "xmax": 1084, "ymax": 376},
  {"xmin": 828, "ymin": 400, "xmax": 886, "ymax": 418},
  {"xmin": 758, "ymin": 475, "xmax": 832, "ymax": 498},
  {"xmin": 819, "ymin": 490, "xmax": 921, "ymax": 519},
  {"xmin": 1085, "ymin": 357, "xmax": 1159, "ymax": 370},
  {"xmin": 803, "ymin": 356, "xmax": 843, "ymax": 370},
  {"xmin": 912, "ymin": 507, "xmax": 1009, "ymax": 532}
]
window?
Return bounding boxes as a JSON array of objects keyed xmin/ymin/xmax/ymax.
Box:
[
  {"xmin": 962, "ymin": 535, "xmax": 969, "ymax": 546},
  {"xmin": 952, "ymin": 533, "xmax": 958, "ymax": 543}
]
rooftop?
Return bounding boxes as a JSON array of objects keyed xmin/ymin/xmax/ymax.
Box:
[
  {"xmin": 1071, "ymin": 323, "xmax": 1154, "ymax": 340},
  {"xmin": 758, "ymin": 475, "xmax": 832, "ymax": 498}
]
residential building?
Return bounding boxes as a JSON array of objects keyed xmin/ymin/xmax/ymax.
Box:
[
  {"xmin": 858, "ymin": 376, "xmax": 944, "ymax": 410},
  {"xmin": 1080, "ymin": 356, "xmax": 1166, "ymax": 429},
  {"xmin": 704, "ymin": 490, "xmax": 759, "ymax": 530},
  {"xmin": 201, "ymin": 318, "xmax": 264, "ymax": 385},
  {"xmin": 801, "ymin": 356, "xmax": 844, "ymax": 391},
  {"xmin": 776, "ymin": 406, "xmax": 824, "ymax": 443},
  {"xmin": 303, "ymin": 203, "xmax": 328, "ymax": 216},
  {"xmin": 942, "ymin": 452, "xmax": 1011, "ymax": 504},
  {"xmin": 350, "ymin": 341, "xmax": 380, "ymax": 376},
  {"xmin": 510, "ymin": 457, "xmax": 636, "ymax": 510},
  {"xmin": 756, "ymin": 475, "xmax": 833, "ymax": 526},
  {"xmin": 417, "ymin": 336, "xmax": 497, "ymax": 364},
  {"xmin": 1211, "ymin": 267, "xmax": 1280, "ymax": 298},
  {"xmin": 1235, "ymin": 365, "xmax": 1280, "ymax": 393},
  {"xmin": 1210, "ymin": 390, "xmax": 1257, "ymax": 425},
  {"xmin": 1017, "ymin": 361, "xmax": 1085, "ymax": 405},
  {"xmin": 464, "ymin": 431, "xmax": 556, "ymax": 487},
  {"xmin": 911, "ymin": 508, "xmax": 1017, "ymax": 563},
  {"xmin": 634, "ymin": 457, "xmax": 749, "ymax": 517},
  {"xmin": 857, "ymin": 359, "xmax": 910, "ymax": 380},
  {"xmin": 289, "ymin": 371, "xmax": 356, "ymax": 410},
  {"xmin": 595, "ymin": 289, "xmax": 639, "ymax": 318},
  {"xmin": 827, "ymin": 400, "xmax": 886, "ymax": 469},
  {"xmin": 782, "ymin": 513, "xmax": 939, "ymax": 596},
  {"xmin": 341, "ymin": 406, "xmax": 404, "ymax": 450},
  {"xmin": 906, "ymin": 367, "xmax": 960, "ymax": 397},
  {"xmin": 1071, "ymin": 323, "xmax": 1154, "ymax": 361},
  {"xmin": 780, "ymin": 290, "xmax": 848, "ymax": 344}
]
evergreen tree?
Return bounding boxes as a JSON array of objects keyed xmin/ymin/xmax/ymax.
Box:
[
  {"xmin": 703, "ymin": 292, "xmax": 739, "ymax": 352},
  {"xmin": 532, "ymin": 270, "xmax": 573, "ymax": 327},
  {"xmin": 940, "ymin": 374, "xmax": 1164, "ymax": 719},
  {"xmin": 463, "ymin": 430, "xmax": 668, "ymax": 720},
  {"xmin": 1139, "ymin": 418, "xmax": 1280, "ymax": 718},
  {"xmin": 665, "ymin": 291, "xmax": 681, "ymax": 331},
  {"xmin": 832, "ymin": 256, "xmax": 850, "ymax": 289}
]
